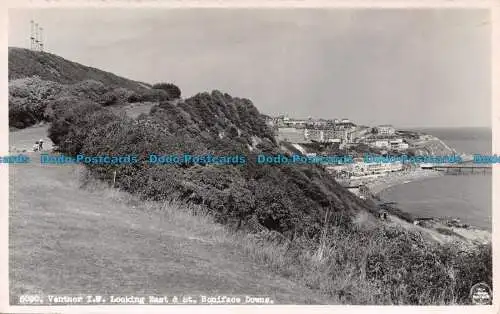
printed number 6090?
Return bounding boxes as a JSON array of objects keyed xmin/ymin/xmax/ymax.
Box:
[{"xmin": 19, "ymin": 295, "xmax": 42, "ymax": 304}]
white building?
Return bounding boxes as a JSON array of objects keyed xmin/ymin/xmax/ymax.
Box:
[
  {"xmin": 377, "ymin": 125, "xmax": 396, "ymax": 136},
  {"xmin": 351, "ymin": 161, "xmax": 403, "ymax": 176},
  {"xmin": 327, "ymin": 138, "xmax": 342, "ymax": 144},
  {"xmin": 397, "ymin": 143, "xmax": 409, "ymax": 150},
  {"xmin": 389, "ymin": 138, "xmax": 409, "ymax": 150},
  {"xmin": 324, "ymin": 129, "xmax": 347, "ymax": 143},
  {"xmin": 304, "ymin": 129, "xmax": 324, "ymax": 142},
  {"xmin": 373, "ymin": 140, "xmax": 390, "ymax": 149}
]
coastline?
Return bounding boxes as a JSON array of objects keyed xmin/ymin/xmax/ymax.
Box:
[
  {"xmin": 351, "ymin": 168, "xmax": 444, "ymax": 196},
  {"xmin": 353, "ymin": 168, "xmax": 491, "ymax": 244}
]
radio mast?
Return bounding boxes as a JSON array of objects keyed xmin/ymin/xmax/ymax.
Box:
[
  {"xmin": 29, "ymin": 20, "xmax": 45, "ymax": 52},
  {"xmin": 30, "ymin": 20, "xmax": 35, "ymax": 50},
  {"xmin": 34, "ymin": 22, "xmax": 39, "ymax": 50},
  {"xmin": 39, "ymin": 27, "xmax": 44, "ymax": 52}
]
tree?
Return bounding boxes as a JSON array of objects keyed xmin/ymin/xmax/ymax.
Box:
[{"xmin": 151, "ymin": 82, "xmax": 182, "ymax": 100}]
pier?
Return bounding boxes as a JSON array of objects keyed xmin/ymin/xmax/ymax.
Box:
[{"xmin": 432, "ymin": 165, "xmax": 492, "ymax": 174}]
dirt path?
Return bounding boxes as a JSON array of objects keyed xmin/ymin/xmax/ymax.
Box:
[
  {"xmin": 9, "ymin": 126, "xmax": 329, "ymax": 304},
  {"xmin": 9, "ymin": 124, "xmax": 54, "ymax": 153}
]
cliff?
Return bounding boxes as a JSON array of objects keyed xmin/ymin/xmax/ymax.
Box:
[{"xmin": 404, "ymin": 133, "xmax": 457, "ymax": 156}]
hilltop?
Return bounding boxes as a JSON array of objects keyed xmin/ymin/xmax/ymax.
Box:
[
  {"xmin": 8, "ymin": 47, "xmax": 179, "ymax": 129},
  {"xmin": 9, "ymin": 47, "xmax": 151, "ymax": 91}
]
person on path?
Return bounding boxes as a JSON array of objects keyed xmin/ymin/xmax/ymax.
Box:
[{"xmin": 38, "ymin": 139, "xmax": 44, "ymax": 151}]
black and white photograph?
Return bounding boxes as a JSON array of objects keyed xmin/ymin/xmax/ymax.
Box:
[{"xmin": 3, "ymin": 3, "xmax": 496, "ymax": 309}]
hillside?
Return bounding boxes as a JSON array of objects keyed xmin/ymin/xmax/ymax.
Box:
[
  {"xmin": 8, "ymin": 48, "xmax": 376, "ymax": 232},
  {"xmin": 8, "ymin": 46, "xmax": 378, "ymax": 251},
  {"xmin": 412, "ymin": 137, "xmax": 456, "ymax": 155},
  {"xmin": 49, "ymin": 90, "xmax": 377, "ymax": 239},
  {"xmin": 9, "ymin": 128, "xmax": 329, "ymax": 304},
  {"xmin": 8, "ymin": 48, "xmax": 180, "ymax": 129},
  {"xmin": 9, "ymin": 50, "xmax": 491, "ymax": 305},
  {"xmin": 9, "ymin": 47, "xmax": 151, "ymax": 92}
]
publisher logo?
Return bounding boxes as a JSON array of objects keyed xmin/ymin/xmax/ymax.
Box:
[{"xmin": 470, "ymin": 282, "xmax": 492, "ymax": 305}]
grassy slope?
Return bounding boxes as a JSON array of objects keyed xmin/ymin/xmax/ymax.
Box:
[
  {"xmin": 8, "ymin": 47, "xmax": 150, "ymax": 92},
  {"xmin": 9, "ymin": 124, "xmax": 54, "ymax": 152},
  {"xmin": 9, "ymin": 127, "xmax": 329, "ymax": 304}
]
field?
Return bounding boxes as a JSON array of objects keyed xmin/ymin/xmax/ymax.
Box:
[{"xmin": 8, "ymin": 126, "xmax": 328, "ymax": 304}]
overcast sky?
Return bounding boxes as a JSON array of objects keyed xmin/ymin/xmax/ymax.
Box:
[{"xmin": 8, "ymin": 8, "xmax": 491, "ymax": 128}]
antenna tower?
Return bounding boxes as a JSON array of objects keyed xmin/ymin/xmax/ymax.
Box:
[
  {"xmin": 29, "ymin": 20, "xmax": 46, "ymax": 52},
  {"xmin": 34, "ymin": 22, "xmax": 39, "ymax": 51},
  {"xmin": 30, "ymin": 20, "xmax": 35, "ymax": 50},
  {"xmin": 39, "ymin": 27, "xmax": 44, "ymax": 52}
]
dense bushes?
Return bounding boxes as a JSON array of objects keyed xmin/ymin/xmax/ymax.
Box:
[
  {"xmin": 152, "ymin": 82, "xmax": 181, "ymax": 100},
  {"xmin": 247, "ymin": 222, "xmax": 492, "ymax": 305},
  {"xmin": 64, "ymin": 80, "xmax": 132, "ymax": 107},
  {"xmin": 49, "ymin": 90, "xmax": 372, "ymax": 238},
  {"xmin": 127, "ymin": 88, "xmax": 170, "ymax": 103},
  {"xmin": 9, "ymin": 77, "xmax": 136, "ymax": 128},
  {"xmin": 48, "ymin": 100, "xmax": 107, "ymax": 154},
  {"xmin": 9, "ymin": 76, "xmax": 63, "ymax": 128},
  {"xmin": 128, "ymin": 82, "xmax": 183, "ymax": 103},
  {"xmin": 9, "ymin": 97, "xmax": 42, "ymax": 129},
  {"xmin": 347, "ymin": 228, "xmax": 491, "ymax": 304}
]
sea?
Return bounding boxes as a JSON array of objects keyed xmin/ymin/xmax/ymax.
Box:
[{"xmin": 379, "ymin": 127, "xmax": 492, "ymax": 230}]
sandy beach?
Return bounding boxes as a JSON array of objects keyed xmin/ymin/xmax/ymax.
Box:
[
  {"xmin": 351, "ymin": 168, "xmax": 444, "ymax": 196},
  {"xmin": 355, "ymin": 168, "xmax": 492, "ymax": 242}
]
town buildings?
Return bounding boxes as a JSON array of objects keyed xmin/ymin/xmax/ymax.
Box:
[
  {"xmin": 268, "ymin": 114, "xmax": 415, "ymax": 180},
  {"xmin": 326, "ymin": 158, "xmax": 404, "ymax": 179},
  {"xmin": 362, "ymin": 137, "xmax": 409, "ymax": 150},
  {"xmin": 269, "ymin": 114, "xmax": 409, "ymax": 150},
  {"xmin": 376, "ymin": 125, "xmax": 396, "ymax": 136},
  {"xmin": 303, "ymin": 128, "xmax": 324, "ymax": 142},
  {"xmin": 389, "ymin": 138, "xmax": 409, "ymax": 150},
  {"xmin": 299, "ymin": 117, "xmax": 357, "ymax": 144}
]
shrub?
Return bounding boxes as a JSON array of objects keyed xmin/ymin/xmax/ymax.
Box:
[
  {"xmin": 9, "ymin": 97, "xmax": 33, "ymax": 128},
  {"xmin": 8, "ymin": 76, "xmax": 134, "ymax": 128},
  {"xmin": 67, "ymin": 79, "xmax": 108, "ymax": 102},
  {"xmin": 130, "ymin": 88, "xmax": 171, "ymax": 103},
  {"xmin": 127, "ymin": 92, "xmax": 140, "ymax": 103},
  {"xmin": 275, "ymin": 225, "xmax": 493, "ymax": 304},
  {"xmin": 152, "ymin": 82, "xmax": 181, "ymax": 100},
  {"xmin": 99, "ymin": 87, "xmax": 136, "ymax": 106},
  {"xmin": 8, "ymin": 76, "xmax": 64, "ymax": 127},
  {"xmin": 48, "ymin": 101, "xmax": 110, "ymax": 155}
]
